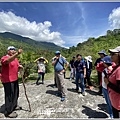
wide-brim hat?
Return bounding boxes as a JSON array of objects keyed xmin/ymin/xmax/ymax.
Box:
[
  {"xmin": 39, "ymin": 57, "xmax": 45, "ymax": 61},
  {"xmin": 98, "ymin": 50, "xmax": 107, "ymax": 56},
  {"xmin": 108, "ymin": 46, "xmax": 120, "ymax": 53},
  {"xmin": 85, "ymin": 56, "xmax": 92, "ymax": 62}
]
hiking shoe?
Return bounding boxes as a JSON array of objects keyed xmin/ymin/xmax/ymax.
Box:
[
  {"xmin": 15, "ymin": 106, "xmax": 22, "ymax": 110},
  {"xmin": 5, "ymin": 112, "xmax": 18, "ymax": 118},
  {"xmin": 61, "ymin": 97, "xmax": 65, "ymax": 101},
  {"xmin": 82, "ymin": 92, "xmax": 85, "ymax": 96}
]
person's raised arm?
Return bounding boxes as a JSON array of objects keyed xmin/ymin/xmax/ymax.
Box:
[
  {"xmin": 5, "ymin": 49, "xmax": 23, "ymax": 64},
  {"xmin": 52, "ymin": 57, "xmax": 59, "ymax": 66}
]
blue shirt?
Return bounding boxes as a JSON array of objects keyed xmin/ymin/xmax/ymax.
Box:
[
  {"xmin": 53, "ymin": 57, "xmax": 67, "ymax": 72},
  {"xmin": 74, "ymin": 60, "xmax": 86, "ymax": 72}
]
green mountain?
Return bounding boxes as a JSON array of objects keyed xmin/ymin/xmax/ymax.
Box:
[
  {"xmin": 1, "ymin": 28, "xmax": 120, "ymax": 72},
  {"xmin": 0, "ymin": 32, "xmax": 63, "ymax": 51},
  {"xmin": 0, "ymin": 32, "xmax": 65, "ymax": 75},
  {"xmin": 61, "ymin": 29, "xmax": 120, "ymax": 66}
]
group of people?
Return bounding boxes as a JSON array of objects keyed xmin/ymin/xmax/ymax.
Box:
[
  {"xmin": 95, "ymin": 48, "xmax": 120, "ymax": 118},
  {"xmin": 0, "ymin": 45, "xmax": 120, "ymax": 118},
  {"xmin": 69, "ymin": 55, "xmax": 93, "ymax": 91}
]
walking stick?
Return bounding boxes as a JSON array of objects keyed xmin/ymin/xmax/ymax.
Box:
[{"xmin": 19, "ymin": 68, "xmax": 31, "ymax": 112}]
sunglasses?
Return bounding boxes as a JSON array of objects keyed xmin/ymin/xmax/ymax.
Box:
[{"xmin": 9, "ymin": 48, "xmax": 16, "ymax": 50}]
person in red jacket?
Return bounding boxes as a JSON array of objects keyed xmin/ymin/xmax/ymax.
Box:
[
  {"xmin": 104, "ymin": 46, "xmax": 120, "ymax": 118},
  {"xmin": 96, "ymin": 56, "xmax": 116, "ymax": 118},
  {"xmin": 1, "ymin": 46, "xmax": 23, "ymax": 118}
]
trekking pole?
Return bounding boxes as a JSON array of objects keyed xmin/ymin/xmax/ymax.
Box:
[{"xmin": 19, "ymin": 68, "xmax": 31, "ymax": 112}]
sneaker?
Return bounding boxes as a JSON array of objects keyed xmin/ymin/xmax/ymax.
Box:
[
  {"xmin": 61, "ymin": 97, "xmax": 65, "ymax": 101},
  {"xmin": 82, "ymin": 92, "xmax": 85, "ymax": 96},
  {"xmin": 5, "ymin": 112, "xmax": 18, "ymax": 118},
  {"xmin": 110, "ymin": 114, "xmax": 113, "ymax": 119},
  {"xmin": 14, "ymin": 106, "xmax": 22, "ymax": 110}
]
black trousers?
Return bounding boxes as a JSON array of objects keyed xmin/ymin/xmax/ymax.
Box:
[
  {"xmin": 112, "ymin": 106, "xmax": 120, "ymax": 118},
  {"xmin": 36, "ymin": 72, "xmax": 45, "ymax": 83},
  {"xmin": 2, "ymin": 80, "xmax": 19, "ymax": 115},
  {"xmin": 54, "ymin": 77, "xmax": 57, "ymax": 87}
]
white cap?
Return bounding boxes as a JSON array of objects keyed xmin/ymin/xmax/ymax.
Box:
[
  {"xmin": 7, "ymin": 46, "xmax": 16, "ymax": 51},
  {"xmin": 109, "ymin": 46, "xmax": 120, "ymax": 53}
]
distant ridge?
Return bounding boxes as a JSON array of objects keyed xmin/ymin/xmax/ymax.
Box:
[{"xmin": 0, "ymin": 32, "xmax": 64, "ymax": 51}]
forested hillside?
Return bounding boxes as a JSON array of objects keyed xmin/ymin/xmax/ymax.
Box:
[
  {"xmin": 61, "ymin": 29, "xmax": 120, "ymax": 66},
  {"xmin": 0, "ymin": 32, "xmax": 63, "ymax": 52},
  {"xmin": 0, "ymin": 36, "xmax": 55, "ymax": 76},
  {"xmin": 0, "ymin": 29, "xmax": 120, "ymax": 77},
  {"xmin": 0, "ymin": 32, "xmax": 63, "ymax": 74}
]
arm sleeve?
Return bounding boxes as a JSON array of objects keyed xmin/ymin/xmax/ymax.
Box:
[
  {"xmin": 1, "ymin": 56, "xmax": 8, "ymax": 65},
  {"xmin": 116, "ymin": 68, "xmax": 120, "ymax": 80},
  {"xmin": 83, "ymin": 62, "xmax": 86, "ymax": 68},
  {"xmin": 96, "ymin": 62, "xmax": 105, "ymax": 72},
  {"xmin": 108, "ymin": 80, "xmax": 120, "ymax": 94}
]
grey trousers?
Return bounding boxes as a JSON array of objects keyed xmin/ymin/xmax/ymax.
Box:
[{"xmin": 55, "ymin": 71, "xmax": 67, "ymax": 97}]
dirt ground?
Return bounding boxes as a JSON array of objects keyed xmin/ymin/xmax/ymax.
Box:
[{"xmin": 0, "ymin": 77, "xmax": 109, "ymax": 118}]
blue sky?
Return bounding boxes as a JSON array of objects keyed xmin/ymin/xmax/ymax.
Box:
[{"xmin": 0, "ymin": 2, "xmax": 120, "ymax": 48}]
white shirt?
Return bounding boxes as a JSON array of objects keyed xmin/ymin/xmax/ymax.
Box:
[
  {"xmin": 102, "ymin": 68, "xmax": 107, "ymax": 89},
  {"xmin": 37, "ymin": 61, "xmax": 45, "ymax": 73}
]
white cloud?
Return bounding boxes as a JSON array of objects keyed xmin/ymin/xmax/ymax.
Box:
[
  {"xmin": 109, "ymin": 7, "xmax": 120, "ymax": 29},
  {"xmin": 0, "ymin": 11, "xmax": 65, "ymax": 46}
]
